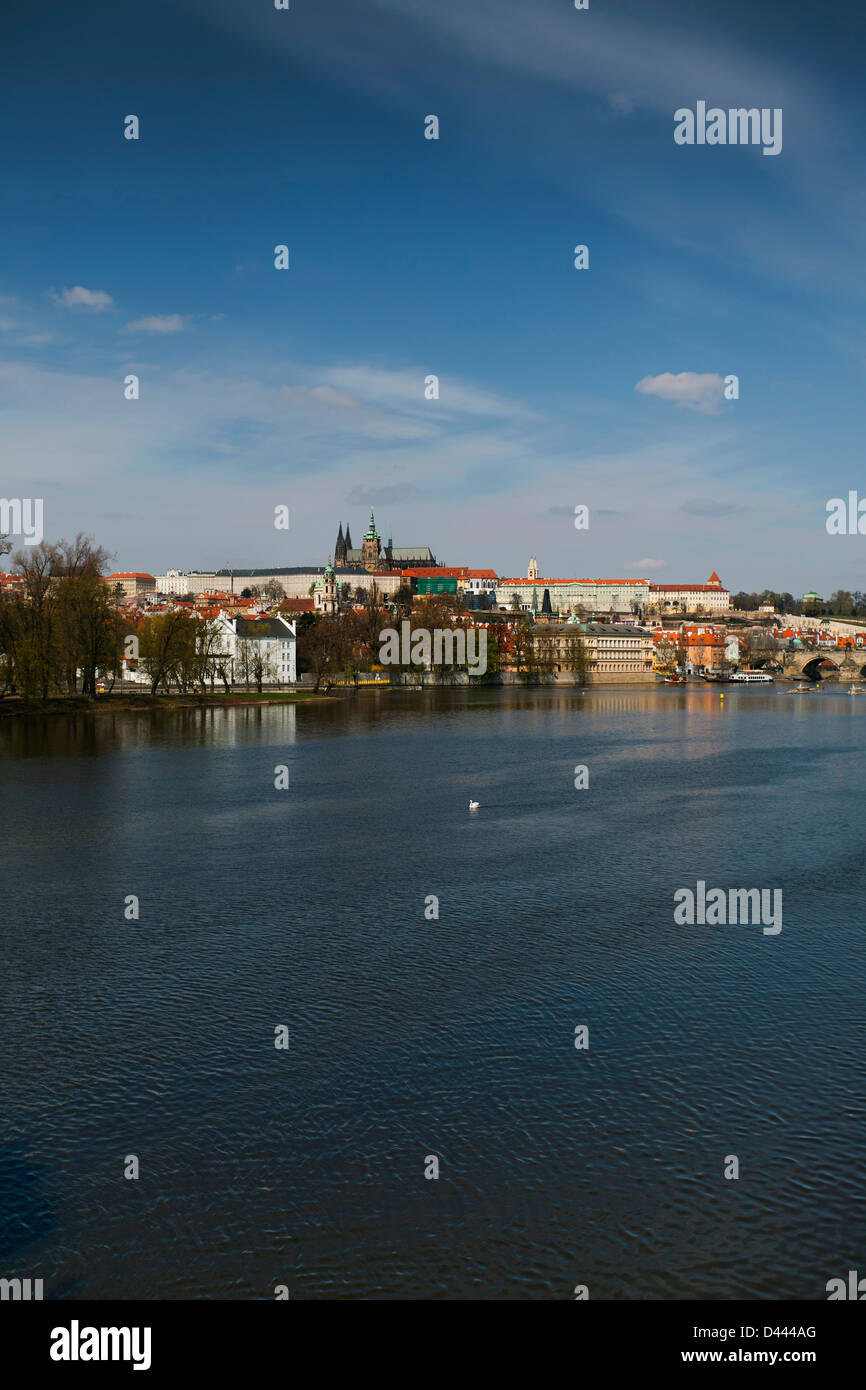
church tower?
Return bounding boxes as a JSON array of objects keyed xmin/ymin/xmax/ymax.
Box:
[
  {"xmin": 528, "ymin": 556, "xmax": 539, "ymax": 581},
  {"xmin": 315, "ymin": 557, "xmax": 338, "ymax": 614},
  {"xmin": 362, "ymin": 510, "xmax": 382, "ymax": 571},
  {"xmin": 381, "ymin": 528, "xmax": 394, "ymax": 571},
  {"xmin": 335, "ymin": 523, "xmax": 347, "ymax": 566}
]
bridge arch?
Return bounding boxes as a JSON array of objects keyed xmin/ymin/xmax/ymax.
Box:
[
  {"xmin": 781, "ymin": 648, "xmax": 866, "ymax": 680},
  {"xmin": 801, "ymin": 655, "xmax": 845, "ymax": 680}
]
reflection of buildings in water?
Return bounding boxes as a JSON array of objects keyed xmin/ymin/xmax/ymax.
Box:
[
  {"xmin": 0, "ymin": 702, "xmax": 301, "ymax": 761},
  {"xmin": 478, "ymin": 686, "xmax": 741, "ymax": 769}
]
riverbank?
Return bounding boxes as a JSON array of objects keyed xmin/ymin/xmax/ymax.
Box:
[
  {"xmin": 0, "ymin": 690, "xmax": 333, "ymax": 718},
  {"xmin": 3, "ymin": 674, "xmax": 853, "ymax": 718}
]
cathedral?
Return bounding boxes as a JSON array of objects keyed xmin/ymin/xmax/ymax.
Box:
[{"xmin": 334, "ymin": 510, "xmax": 436, "ymax": 573}]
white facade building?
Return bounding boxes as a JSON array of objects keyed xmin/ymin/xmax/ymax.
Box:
[
  {"xmin": 648, "ymin": 572, "xmax": 731, "ymax": 613},
  {"xmin": 213, "ymin": 613, "xmax": 297, "ymax": 684},
  {"xmin": 155, "ymin": 567, "xmax": 401, "ymax": 601},
  {"xmin": 495, "ymin": 576, "xmax": 651, "ymax": 616}
]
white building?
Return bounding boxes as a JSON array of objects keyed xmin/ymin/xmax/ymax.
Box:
[
  {"xmin": 155, "ymin": 566, "xmax": 401, "ymax": 602},
  {"xmin": 462, "ymin": 569, "xmax": 499, "ymax": 597},
  {"xmin": 495, "ymin": 575, "xmax": 651, "ymax": 616},
  {"xmin": 648, "ymin": 572, "xmax": 731, "ymax": 613},
  {"xmin": 213, "ymin": 613, "xmax": 297, "ymax": 684},
  {"xmin": 156, "ymin": 568, "xmax": 195, "ymax": 595}
]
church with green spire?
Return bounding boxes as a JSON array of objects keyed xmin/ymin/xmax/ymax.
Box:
[
  {"xmin": 313, "ymin": 556, "xmax": 338, "ymax": 613},
  {"xmin": 333, "ymin": 509, "xmax": 435, "ymax": 573}
]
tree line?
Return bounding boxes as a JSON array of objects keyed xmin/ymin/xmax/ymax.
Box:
[
  {"xmin": 732, "ymin": 589, "xmax": 866, "ymax": 618},
  {"xmin": 295, "ymin": 597, "xmax": 588, "ymax": 689},
  {"xmin": 0, "ymin": 534, "xmax": 290, "ymax": 700},
  {"xmin": 0, "ymin": 535, "xmax": 126, "ymax": 699}
]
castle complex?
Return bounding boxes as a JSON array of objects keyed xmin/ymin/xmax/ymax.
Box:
[{"xmin": 334, "ymin": 511, "xmax": 436, "ymax": 573}]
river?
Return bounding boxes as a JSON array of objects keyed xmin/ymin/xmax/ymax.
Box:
[{"xmin": 1, "ymin": 685, "xmax": 863, "ymax": 1299}]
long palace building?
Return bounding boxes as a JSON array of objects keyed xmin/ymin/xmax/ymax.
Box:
[
  {"xmin": 496, "ymin": 559, "xmax": 650, "ymax": 616},
  {"xmin": 496, "ymin": 561, "xmax": 730, "ymax": 616}
]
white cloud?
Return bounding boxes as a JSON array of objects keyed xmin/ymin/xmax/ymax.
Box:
[
  {"xmin": 607, "ymin": 92, "xmax": 634, "ymax": 116},
  {"xmin": 635, "ymin": 372, "xmax": 725, "ymax": 414},
  {"xmin": 55, "ymin": 286, "xmax": 114, "ymax": 311},
  {"xmin": 346, "ymin": 483, "xmax": 424, "ymax": 505},
  {"xmin": 0, "ymin": 353, "xmax": 830, "ymax": 589},
  {"xmin": 624, "ymin": 556, "xmax": 665, "ymax": 570},
  {"xmin": 281, "ymin": 384, "xmax": 360, "ymax": 410},
  {"xmin": 318, "ymin": 363, "xmax": 538, "ymax": 421},
  {"xmin": 16, "ymin": 332, "xmax": 56, "ymax": 347},
  {"xmin": 125, "ymin": 314, "xmax": 188, "ymax": 334}
]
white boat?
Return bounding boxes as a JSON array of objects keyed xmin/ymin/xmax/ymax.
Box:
[{"xmin": 729, "ymin": 671, "xmax": 774, "ymax": 683}]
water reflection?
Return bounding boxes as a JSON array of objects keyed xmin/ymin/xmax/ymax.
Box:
[{"xmin": 1, "ymin": 685, "xmax": 863, "ymax": 1300}]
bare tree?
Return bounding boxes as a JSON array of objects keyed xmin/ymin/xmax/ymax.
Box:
[{"xmin": 51, "ymin": 533, "xmax": 112, "ymax": 579}]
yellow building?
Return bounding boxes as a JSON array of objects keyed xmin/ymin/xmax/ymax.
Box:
[{"xmin": 104, "ymin": 572, "xmax": 156, "ymax": 597}]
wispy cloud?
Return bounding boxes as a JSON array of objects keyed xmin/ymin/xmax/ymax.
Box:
[
  {"xmin": 0, "ymin": 349, "xmax": 841, "ymax": 590},
  {"xmin": 624, "ymin": 556, "xmax": 665, "ymax": 570},
  {"xmin": 126, "ymin": 315, "xmax": 188, "ymax": 334},
  {"xmin": 15, "ymin": 332, "xmax": 57, "ymax": 347},
  {"xmin": 346, "ymin": 482, "xmax": 424, "ymax": 505},
  {"xmin": 54, "ymin": 285, "xmax": 114, "ymax": 311},
  {"xmin": 607, "ymin": 92, "xmax": 635, "ymax": 117},
  {"xmin": 281, "ymin": 384, "xmax": 361, "ymax": 411},
  {"xmin": 681, "ymin": 498, "xmax": 750, "ymax": 517},
  {"xmin": 318, "ymin": 364, "xmax": 539, "ymax": 422},
  {"xmin": 635, "ymin": 372, "xmax": 726, "ymax": 414}
]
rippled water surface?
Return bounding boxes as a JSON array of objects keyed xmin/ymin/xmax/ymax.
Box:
[{"xmin": 1, "ymin": 685, "xmax": 864, "ymax": 1299}]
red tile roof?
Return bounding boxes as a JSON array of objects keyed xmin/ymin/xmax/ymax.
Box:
[
  {"xmin": 498, "ymin": 577, "xmax": 646, "ymax": 586},
  {"xmin": 399, "ymin": 566, "xmax": 498, "ymax": 579},
  {"xmin": 650, "ymin": 583, "xmax": 730, "ymax": 593},
  {"xmin": 279, "ymin": 597, "xmax": 315, "ymax": 611}
]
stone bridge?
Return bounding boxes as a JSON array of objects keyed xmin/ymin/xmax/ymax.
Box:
[{"xmin": 779, "ymin": 649, "xmax": 866, "ymax": 681}]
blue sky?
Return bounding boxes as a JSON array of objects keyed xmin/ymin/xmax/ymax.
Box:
[{"xmin": 1, "ymin": 0, "xmax": 865, "ymax": 592}]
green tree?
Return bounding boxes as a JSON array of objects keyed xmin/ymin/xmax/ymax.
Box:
[
  {"xmin": 566, "ymin": 631, "xmax": 589, "ymax": 684},
  {"xmin": 11, "ymin": 542, "xmax": 59, "ymax": 699},
  {"xmin": 140, "ymin": 610, "xmax": 198, "ymax": 695},
  {"xmin": 54, "ymin": 576, "xmax": 126, "ymax": 695}
]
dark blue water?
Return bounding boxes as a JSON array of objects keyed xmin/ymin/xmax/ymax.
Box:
[{"xmin": 1, "ymin": 686, "xmax": 864, "ymax": 1299}]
